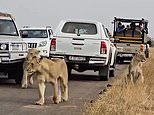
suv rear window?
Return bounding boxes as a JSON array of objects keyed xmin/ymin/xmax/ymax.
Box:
[{"xmin": 62, "ymin": 22, "xmax": 97, "ymax": 35}]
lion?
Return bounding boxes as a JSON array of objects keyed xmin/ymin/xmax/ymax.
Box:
[
  {"xmin": 126, "ymin": 51, "xmax": 146, "ymax": 85},
  {"xmin": 21, "ymin": 48, "xmax": 41, "ymax": 88},
  {"xmin": 26, "ymin": 57, "xmax": 68, "ymax": 105}
]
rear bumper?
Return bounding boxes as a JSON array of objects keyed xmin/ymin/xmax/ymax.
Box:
[{"xmin": 50, "ymin": 54, "xmax": 107, "ymax": 66}]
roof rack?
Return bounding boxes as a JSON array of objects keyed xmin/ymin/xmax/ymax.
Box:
[
  {"xmin": 23, "ymin": 26, "xmax": 30, "ymax": 28},
  {"xmin": 46, "ymin": 26, "xmax": 52, "ymax": 28},
  {"xmin": 0, "ymin": 12, "xmax": 14, "ymax": 19},
  {"xmin": 114, "ymin": 17, "xmax": 148, "ymax": 23}
]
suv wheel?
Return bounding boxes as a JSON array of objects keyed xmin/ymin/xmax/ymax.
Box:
[{"xmin": 8, "ymin": 62, "xmax": 23, "ymax": 84}]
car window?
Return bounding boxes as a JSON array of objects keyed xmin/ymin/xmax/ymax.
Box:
[
  {"xmin": 62, "ymin": 22, "xmax": 97, "ymax": 35},
  {"xmin": 0, "ymin": 19, "xmax": 18, "ymax": 36},
  {"xmin": 20, "ymin": 30, "xmax": 48, "ymax": 38}
]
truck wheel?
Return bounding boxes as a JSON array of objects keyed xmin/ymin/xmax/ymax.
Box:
[
  {"xmin": 109, "ymin": 69, "xmax": 115, "ymax": 77},
  {"xmin": 145, "ymin": 51, "xmax": 149, "ymax": 58},
  {"xmin": 15, "ymin": 62, "xmax": 23, "ymax": 84},
  {"xmin": 99, "ymin": 52, "xmax": 112, "ymax": 81},
  {"xmin": 8, "ymin": 62, "xmax": 23, "ymax": 84},
  {"xmin": 99, "ymin": 65, "xmax": 110, "ymax": 81},
  {"xmin": 67, "ymin": 65, "xmax": 72, "ymax": 79}
]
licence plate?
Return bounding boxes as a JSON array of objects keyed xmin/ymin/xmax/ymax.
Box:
[
  {"xmin": 122, "ymin": 54, "xmax": 133, "ymax": 57},
  {"xmin": 124, "ymin": 48, "xmax": 131, "ymax": 52},
  {"xmin": 117, "ymin": 47, "xmax": 123, "ymax": 52},
  {"xmin": 74, "ymin": 47, "xmax": 82, "ymax": 50},
  {"xmin": 69, "ymin": 56, "xmax": 86, "ymax": 61}
]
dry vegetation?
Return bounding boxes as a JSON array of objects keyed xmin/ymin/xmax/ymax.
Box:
[{"xmin": 84, "ymin": 48, "xmax": 154, "ymax": 115}]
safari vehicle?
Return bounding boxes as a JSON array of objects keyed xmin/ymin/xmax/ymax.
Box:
[
  {"xmin": 0, "ymin": 12, "xmax": 28, "ymax": 83},
  {"xmin": 113, "ymin": 17, "xmax": 149, "ymax": 63},
  {"xmin": 20, "ymin": 26, "xmax": 53, "ymax": 57},
  {"xmin": 50, "ymin": 19, "xmax": 117, "ymax": 81}
]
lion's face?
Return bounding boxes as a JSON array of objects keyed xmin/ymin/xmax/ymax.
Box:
[
  {"xmin": 26, "ymin": 48, "xmax": 41, "ymax": 61},
  {"xmin": 136, "ymin": 52, "xmax": 146, "ymax": 62},
  {"xmin": 26, "ymin": 57, "xmax": 41, "ymax": 75}
]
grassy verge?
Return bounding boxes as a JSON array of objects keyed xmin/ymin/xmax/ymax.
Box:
[{"xmin": 84, "ymin": 48, "xmax": 154, "ymax": 115}]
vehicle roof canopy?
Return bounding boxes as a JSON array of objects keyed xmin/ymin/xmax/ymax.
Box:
[
  {"xmin": 114, "ymin": 17, "xmax": 148, "ymax": 23},
  {"xmin": 20, "ymin": 26, "xmax": 53, "ymax": 30},
  {"xmin": 0, "ymin": 12, "xmax": 14, "ymax": 19}
]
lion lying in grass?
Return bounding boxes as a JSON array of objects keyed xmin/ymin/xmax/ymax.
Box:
[
  {"xmin": 126, "ymin": 51, "xmax": 146, "ymax": 85},
  {"xmin": 26, "ymin": 56, "xmax": 68, "ymax": 105},
  {"xmin": 21, "ymin": 48, "xmax": 41, "ymax": 88}
]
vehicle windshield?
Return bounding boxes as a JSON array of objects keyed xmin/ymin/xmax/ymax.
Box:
[
  {"xmin": 20, "ymin": 30, "xmax": 48, "ymax": 38},
  {"xmin": 0, "ymin": 19, "xmax": 18, "ymax": 36},
  {"xmin": 62, "ymin": 22, "xmax": 97, "ymax": 35}
]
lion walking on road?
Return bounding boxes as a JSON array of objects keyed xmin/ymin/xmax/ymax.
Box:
[
  {"xmin": 126, "ymin": 51, "xmax": 146, "ymax": 85},
  {"xmin": 26, "ymin": 57, "xmax": 68, "ymax": 105}
]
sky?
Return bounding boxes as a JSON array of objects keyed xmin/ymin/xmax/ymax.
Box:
[{"xmin": 1, "ymin": 0, "xmax": 154, "ymax": 37}]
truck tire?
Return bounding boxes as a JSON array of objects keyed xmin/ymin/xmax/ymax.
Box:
[
  {"xmin": 145, "ymin": 51, "xmax": 149, "ymax": 58},
  {"xmin": 145, "ymin": 44, "xmax": 150, "ymax": 58},
  {"xmin": 99, "ymin": 64, "xmax": 110, "ymax": 81},
  {"xmin": 109, "ymin": 69, "xmax": 115, "ymax": 77},
  {"xmin": 109, "ymin": 54, "xmax": 116, "ymax": 77},
  {"xmin": 67, "ymin": 65, "xmax": 72, "ymax": 79},
  {"xmin": 99, "ymin": 54, "xmax": 111, "ymax": 81},
  {"xmin": 8, "ymin": 62, "xmax": 23, "ymax": 84},
  {"xmin": 99, "ymin": 51, "xmax": 112, "ymax": 81}
]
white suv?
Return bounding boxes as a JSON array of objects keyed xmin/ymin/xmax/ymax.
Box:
[
  {"xmin": 0, "ymin": 12, "xmax": 28, "ymax": 84},
  {"xmin": 20, "ymin": 26, "xmax": 53, "ymax": 57}
]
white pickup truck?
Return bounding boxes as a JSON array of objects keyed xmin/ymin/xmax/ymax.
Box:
[
  {"xmin": 0, "ymin": 12, "xmax": 28, "ymax": 83},
  {"xmin": 50, "ymin": 19, "xmax": 117, "ymax": 80}
]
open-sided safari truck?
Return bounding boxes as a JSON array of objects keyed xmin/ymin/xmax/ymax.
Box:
[{"xmin": 113, "ymin": 17, "xmax": 150, "ymax": 63}]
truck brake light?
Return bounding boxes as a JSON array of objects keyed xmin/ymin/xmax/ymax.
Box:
[
  {"xmin": 100, "ymin": 41, "xmax": 107, "ymax": 54},
  {"xmin": 50, "ymin": 38, "xmax": 56, "ymax": 51}
]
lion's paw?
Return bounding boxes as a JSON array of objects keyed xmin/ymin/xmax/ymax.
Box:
[
  {"xmin": 35, "ymin": 100, "xmax": 44, "ymax": 105},
  {"xmin": 53, "ymin": 96, "xmax": 61, "ymax": 104},
  {"xmin": 21, "ymin": 84, "xmax": 28, "ymax": 89}
]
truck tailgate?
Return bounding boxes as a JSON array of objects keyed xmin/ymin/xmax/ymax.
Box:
[
  {"xmin": 56, "ymin": 37, "xmax": 102, "ymax": 57},
  {"xmin": 116, "ymin": 43, "xmax": 141, "ymax": 53}
]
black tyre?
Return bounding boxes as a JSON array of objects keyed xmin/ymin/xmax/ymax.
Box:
[
  {"xmin": 99, "ymin": 65, "xmax": 110, "ymax": 81},
  {"xmin": 99, "ymin": 52, "xmax": 112, "ymax": 81},
  {"xmin": 8, "ymin": 62, "xmax": 23, "ymax": 84},
  {"xmin": 109, "ymin": 69, "xmax": 115, "ymax": 77},
  {"xmin": 67, "ymin": 65, "xmax": 72, "ymax": 79},
  {"xmin": 145, "ymin": 51, "xmax": 149, "ymax": 58}
]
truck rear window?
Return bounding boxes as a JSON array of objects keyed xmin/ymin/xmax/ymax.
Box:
[{"xmin": 62, "ymin": 22, "xmax": 97, "ymax": 35}]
